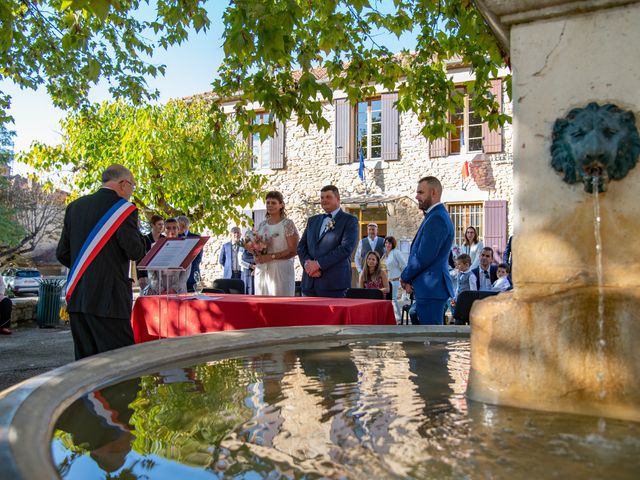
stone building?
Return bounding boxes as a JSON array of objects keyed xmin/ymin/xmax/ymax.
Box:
[{"xmin": 198, "ymin": 63, "xmax": 513, "ymax": 284}]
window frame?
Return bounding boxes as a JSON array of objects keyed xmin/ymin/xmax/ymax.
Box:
[
  {"xmin": 355, "ymin": 97, "xmax": 382, "ymax": 162},
  {"xmin": 449, "ymin": 89, "xmax": 483, "ymax": 156},
  {"xmin": 250, "ymin": 111, "xmax": 272, "ymax": 170},
  {"xmin": 446, "ymin": 201, "xmax": 484, "ymax": 246}
]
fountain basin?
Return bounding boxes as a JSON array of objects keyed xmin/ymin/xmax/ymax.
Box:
[
  {"xmin": 468, "ymin": 288, "xmax": 640, "ymax": 421},
  {"xmin": 2, "ymin": 324, "xmax": 639, "ymax": 479},
  {"xmin": 0, "ymin": 326, "xmax": 467, "ymax": 479}
]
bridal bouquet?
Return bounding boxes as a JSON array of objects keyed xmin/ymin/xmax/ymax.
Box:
[{"xmin": 243, "ymin": 230, "xmax": 269, "ymax": 255}]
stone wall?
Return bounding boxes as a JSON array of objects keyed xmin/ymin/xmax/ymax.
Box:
[
  {"xmin": 9, "ymin": 299, "xmax": 38, "ymax": 327},
  {"xmin": 199, "ymin": 76, "xmax": 514, "ymax": 285}
]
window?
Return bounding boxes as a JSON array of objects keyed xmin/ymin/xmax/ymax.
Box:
[
  {"xmin": 251, "ymin": 112, "xmax": 271, "ymax": 170},
  {"xmin": 346, "ymin": 206, "xmax": 388, "ymax": 239},
  {"xmin": 335, "ymin": 93, "xmax": 398, "ymax": 164},
  {"xmin": 429, "ymin": 79, "xmax": 504, "ymax": 158},
  {"xmin": 447, "ymin": 202, "xmax": 483, "ymax": 246},
  {"xmin": 450, "ymin": 90, "xmax": 483, "ymax": 155},
  {"xmin": 356, "ymin": 98, "xmax": 382, "ymax": 161}
]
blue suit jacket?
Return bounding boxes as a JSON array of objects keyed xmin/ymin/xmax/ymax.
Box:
[
  {"xmin": 297, "ymin": 209, "xmax": 359, "ymax": 293},
  {"xmin": 401, "ymin": 204, "xmax": 455, "ymax": 300},
  {"xmin": 218, "ymin": 241, "xmax": 244, "ymax": 279},
  {"xmin": 182, "ymin": 231, "xmax": 203, "ymax": 287}
]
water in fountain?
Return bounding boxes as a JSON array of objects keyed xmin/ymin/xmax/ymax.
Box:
[
  {"xmin": 51, "ymin": 340, "xmax": 640, "ymax": 479},
  {"xmin": 592, "ymin": 175, "xmax": 606, "ymax": 431}
]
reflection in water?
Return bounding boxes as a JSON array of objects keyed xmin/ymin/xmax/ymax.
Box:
[{"xmin": 52, "ymin": 340, "xmax": 640, "ymax": 479}]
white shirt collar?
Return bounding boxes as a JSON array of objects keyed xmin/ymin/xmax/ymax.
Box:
[{"xmin": 425, "ymin": 201, "xmax": 442, "ymax": 215}]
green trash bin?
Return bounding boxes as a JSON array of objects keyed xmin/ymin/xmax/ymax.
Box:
[{"xmin": 36, "ymin": 279, "xmax": 64, "ymax": 328}]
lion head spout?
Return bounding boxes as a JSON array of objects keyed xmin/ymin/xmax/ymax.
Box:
[{"xmin": 551, "ymin": 103, "xmax": 640, "ymax": 193}]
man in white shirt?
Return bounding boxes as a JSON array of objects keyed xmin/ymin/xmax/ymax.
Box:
[{"xmin": 354, "ymin": 222, "xmax": 385, "ymax": 273}]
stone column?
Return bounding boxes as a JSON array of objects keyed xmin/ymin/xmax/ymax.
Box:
[{"xmin": 468, "ymin": 0, "xmax": 640, "ymax": 421}]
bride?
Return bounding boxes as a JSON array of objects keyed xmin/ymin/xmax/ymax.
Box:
[{"xmin": 253, "ymin": 191, "xmax": 299, "ymax": 296}]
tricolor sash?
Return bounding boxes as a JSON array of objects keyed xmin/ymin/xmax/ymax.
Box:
[{"xmin": 65, "ymin": 198, "xmax": 137, "ymax": 302}]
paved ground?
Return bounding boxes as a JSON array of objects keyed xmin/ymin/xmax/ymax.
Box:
[{"xmin": 0, "ymin": 323, "xmax": 75, "ymax": 392}]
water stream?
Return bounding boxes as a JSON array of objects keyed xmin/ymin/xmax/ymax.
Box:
[{"xmin": 592, "ymin": 176, "xmax": 606, "ymax": 432}]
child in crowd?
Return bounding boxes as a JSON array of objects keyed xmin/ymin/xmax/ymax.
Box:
[
  {"xmin": 492, "ymin": 263, "xmax": 512, "ymax": 292},
  {"xmin": 359, "ymin": 251, "xmax": 390, "ymax": 295},
  {"xmin": 448, "ymin": 253, "xmax": 477, "ymax": 319}
]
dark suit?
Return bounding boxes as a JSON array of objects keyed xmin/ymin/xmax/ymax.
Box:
[
  {"xmin": 239, "ymin": 249, "xmax": 255, "ymax": 294},
  {"xmin": 56, "ymin": 188, "xmax": 146, "ymax": 359},
  {"xmin": 472, "ymin": 265, "xmax": 498, "ymax": 291},
  {"xmin": 297, "ymin": 209, "xmax": 359, "ymax": 298},
  {"xmin": 401, "ymin": 204, "xmax": 455, "ymax": 325},
  {"xmin": 181, "ymin": 231, "xmax": 202, "ymax": 292}
]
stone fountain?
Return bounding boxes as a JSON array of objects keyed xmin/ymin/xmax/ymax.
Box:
[{"xmin": 469, "ymin": 0, "xmax": 640, "ymax": 421}]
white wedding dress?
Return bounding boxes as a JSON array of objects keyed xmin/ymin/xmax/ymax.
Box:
[{"xmin": 254, "ymin": 218, "xmax": 298, "ymax": 296}]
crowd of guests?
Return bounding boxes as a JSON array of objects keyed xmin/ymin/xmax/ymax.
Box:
[
  {"xmin": 213, "ymin": 198, "xmax": 513, "ymax": 323},
  {"xmin": 56, "ymin": 165, "xmax": 511, "ymax": 361}
]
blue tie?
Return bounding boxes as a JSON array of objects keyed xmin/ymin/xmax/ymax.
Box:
[{"xmin": 323, "ymin": 213, "xmax": 332, "ymax": 219}]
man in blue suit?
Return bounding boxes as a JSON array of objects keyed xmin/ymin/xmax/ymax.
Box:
[
  {"xmin": 177, "ymin": 215, "xmax": 203, "ymax": 292},
  {"xmin": 401, "ymin": 176, "xmax": 455, "ymax": 325},
  {"xmin": 297, "ymin": 185, "xmax": 359, "ymax": 298}
]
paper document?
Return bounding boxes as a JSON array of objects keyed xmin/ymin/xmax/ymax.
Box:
[{"xmin": 146, "ymin": 238, "xmax": 200, "ymax": 270}]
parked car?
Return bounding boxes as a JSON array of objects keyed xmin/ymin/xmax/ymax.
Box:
[{"xmin": 1, "ymin": 268, "xmax": 42, "ymax": 296}]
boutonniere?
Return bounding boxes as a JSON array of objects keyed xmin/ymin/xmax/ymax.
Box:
[{"xmin": 326, "ymin": 219, "xmax": 336, "ymax": 231}]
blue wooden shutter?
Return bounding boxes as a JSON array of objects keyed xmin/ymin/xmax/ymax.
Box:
[
  {"xmin": 482, "ymin": 79, "xmax": 504, "ymax": 154},
  {"xmin": 381, "ymin": 92, "xmax": 399, "ymax": 161},
  {"xmin": 483, "ymin": 200, "xmax": 508, "ymax": 261},
  {"xmin": 269, "ymin": 119, "xmax": 285, "ymax": 169},
  {"xmin": 335, "ymin": 98, "xmax": 352, "ymax": 164}
]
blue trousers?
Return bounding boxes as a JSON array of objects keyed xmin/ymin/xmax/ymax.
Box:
[{"xmin": 415, "ymin": 299, "xmax": 447, "ymax": 325}]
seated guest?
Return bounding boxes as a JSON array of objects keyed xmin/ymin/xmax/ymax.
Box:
[
  {"xmin": 359, "ymin": 251, "xmax": 390, "ymax": 295},
  {"xmin": 137, "ymin": 214, "xmax": 164, "ymax": 291},
  {"xmin": 472, "ymin": 247, "xmax": 498, "ymax": 291},
  {"xmin": 144, "ymin": 218, "xmax": 189, "ymax": 295},
  {"xmin": 492, "ymin": 263, "xmax": 512, "ymax": 292},
  {"xmin": 450, "ymin": 253, "xmax": 477, "ymax": 302},
  {"xmin": 0, "ymin": 276, "xmax": 12, "ymax": 335}
]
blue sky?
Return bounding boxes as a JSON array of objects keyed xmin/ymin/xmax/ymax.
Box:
[{"xmin": 3, "ymin": 1, "xmax": 417, "ymax": 174}]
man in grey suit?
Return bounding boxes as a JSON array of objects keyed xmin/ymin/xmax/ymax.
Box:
[
  {"xmin": 354, "ymin": 222, "xmax": 385, "ymax": 274},
  {"xmin": 218, "ymin": 227, "xmax": 243, "ymax": 279},
  {"xmin": 297, "ymin": 185, "xmax": 359, "ymax": 298}
]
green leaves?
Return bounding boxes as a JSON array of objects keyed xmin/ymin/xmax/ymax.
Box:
[
  {"xmin": 19, "ymin": 100, "xmax": 266, "ymax": 234},
  {"xmin": 216, "ymin": 0, "xmax": 511, "ymax": 140},
  {"xmin": 0, "ymin": 0, "xmax": 212, "ymax": 125}
]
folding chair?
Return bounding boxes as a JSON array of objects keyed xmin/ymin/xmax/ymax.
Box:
[
  {"xmin": 453, "ymin": 290, "xmax": 499, "ymax": 325},
  {"xmin": 212, "ymin": 278, "xmax": 245, "ymax": 295},
  {"xmin": 345, "ymin": 288, "xmax": 385, "ymax": 300}
]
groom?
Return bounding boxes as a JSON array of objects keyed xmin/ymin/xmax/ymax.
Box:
[{"xmin": 297, "ymin": 185, "xmax": 359, "ymax": 298}]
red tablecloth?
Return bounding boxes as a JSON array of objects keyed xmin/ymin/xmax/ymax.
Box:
[{"xmin": 131, "ymin": 294, "xmax": 397, "ymax": 343}]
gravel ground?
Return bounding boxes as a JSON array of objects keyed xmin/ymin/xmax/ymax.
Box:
[{"xmin": 0, "ymin": 323, "xmax": 75, "ymax": 393}]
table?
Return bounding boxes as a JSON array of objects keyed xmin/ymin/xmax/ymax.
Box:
[{"xmin": 131, "ymin": 294, "xmax": 397, "ymax": 343}]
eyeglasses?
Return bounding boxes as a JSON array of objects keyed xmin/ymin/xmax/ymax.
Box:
[{"xmin": 120, "ymin": 179, "xmax": 136, "ymax": 191}]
